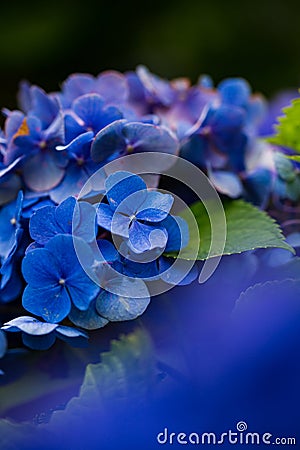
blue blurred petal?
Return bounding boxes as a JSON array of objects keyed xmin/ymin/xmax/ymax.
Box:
[
  {"xmin": 23, "ymin": 151, "xmax": 66, "ymax": 191},
  {"xmin": 96, "ymin": 71, "xmax": 128, "ymax": 103},
  {"xmin": 218, "ymin": 78, "xmax": 251, "ymax": 107},
  {"xmin": 0, "ymin": 331, "xmax": 7, "ymax": 358},
  {"xmin": 209, "ymin": 169, "xmax": 243, "ymax": 198}
]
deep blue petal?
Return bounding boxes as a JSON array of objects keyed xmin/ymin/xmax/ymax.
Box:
[
  {"xmin": 22, "ymin": 247, "xmax": 61, "ymax": 288},
  {"xmin": 218, "ymin": 78, "xmax": 251, "ymax": 107},
  {"xmin": 105, "ymin": 171, "xmax": 147, "ymax": 208},
  {"xmin": 29, "ymin": 205, "xmax": 59, "ymax": 244},
  {"xmin": 22, "ymin": 332, "xmax": 56, "ymax": 350},
  {"xmin": 22, "ymin": 285, "xmax": 71, "ymax": 323},
  {"xmin": 161, "ymin": 215, "xmax": 189, "ymax": 252}
]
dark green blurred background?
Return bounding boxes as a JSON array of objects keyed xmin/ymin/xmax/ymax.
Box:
[{"xmin": 1, "ymin": 0, "xmax": 300, "ymax": 109}]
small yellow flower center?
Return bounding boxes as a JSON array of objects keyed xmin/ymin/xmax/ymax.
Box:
[
  {"xmin": 59, "ymin": 279, "xmax": 66, "ymax": 285},
  {"xmin": 10, "ymin": 218, "xmax": 17, "ymax": 225},
  {"xmin": 39, "ymin": 140, "xmax": 47, "ymax": 149}
]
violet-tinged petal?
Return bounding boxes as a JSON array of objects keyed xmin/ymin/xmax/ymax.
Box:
[
  {"xmin": 96, "ymin": 71, "xmax": 129, "ymax": 103},
  {"xmin": 72, "ymin": 94, "xmax": 105, "ymax": 126},
  {"xmin": 23, "ymin": 151, "xmax": 66, "ymax": 191}
]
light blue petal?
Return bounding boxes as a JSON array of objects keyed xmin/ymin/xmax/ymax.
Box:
[
  {"xmin": 2, "ymin": 316, "xmax": 58, "ymax": 335},
  {"xmin": 209, "ymin": 169, "xmax": 243, "ymax": 198},
  {"xmin": 128, "ymin": 222, "xmax": 168, "ymax": 253},
  {"xmin": 136, "ymin": 191, "xmax": 174, "ymax": 222},
  {"xmin": 96, "ymin": 291, "xmax": 150, "ymax": 321}
]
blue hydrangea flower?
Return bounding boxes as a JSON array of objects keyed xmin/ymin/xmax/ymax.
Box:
[
  {"xmin": 22, "ymin": 235, "xmax": 100, "ymax": 323},
  {"xmin": 29, "ymin": 196, "xmax": 96, "ymax": 245},
  {"xmin": 2, "ymin": 316, "xmax": 88, "ymax": 350},
  {"xmin": 3, "ymin": 110, "xmax": 68, "ymax": 191},
  {"xmin": 97, "ymin": 171, "xmax": 175, "ymax": 253}
]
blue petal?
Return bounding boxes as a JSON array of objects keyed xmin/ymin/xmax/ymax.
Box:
[
  {"xmin": 73, "ymin": 94, "xmax": 104, "ymax": 126},
  {"xmin": 218, "ymin": 78, "xmax": 251, "ymax": 107},
  {"xmin": 161, "ymin": 215, "xmax": 189, "ymax": 252},
  {"xmin": 0, "ymin": 331, "xmax": 7, "ymax": 358},
  {"xmin": 209, "ymin": 169, "xmax": 243, "ymax": 198},
  {"xmin": 56, "ymin": 131, "xmax": 94, "ymax": 155},
  {"xmin": 105, "ymin": 171, "xmax": 147, "ymax": 208},
  {"xmin": 72, "ymin": 201, "xmax": 97, "ymax": 243},
  {"xmin": 23, "ymin": 151, "xmax": 66, "ymax": 191},
  {"xmin": 0, "ymin": 175, "xmax": 22, "ymax": 207},
  {"xmin": 96, "ymin": 291, "xmax": 149, "ymax": 321},
  {"xmin": 56, "ymin": 325, "xmax": 88, "ymax": 339},
  {"xmin": 69, "ymin": 302, "xmax": 109, "ymax": 330},
  {"xmin": 29, "ymin": 86, "xmax": 59, "ymax": 128},
  {"xmin": 128, "ymin": 221, "xmax": 168, "ymax": 253},
  {"xmin": 123, "ymin": 122, "xmax": 179, "ymax": 155},
  {"xmin": 137, "ymin": 65, "xmax": 175, "ymax": 106},
  {"xmin": 97, "ymin": 240, "xmax": 119, "ymax": 263},
  {"xmin": 22, "ymin": 332, "xmax": 56, "ymax": 350},
  {"xmin": 96, "ymin": 71, "xmax": 128, "ymax": 103},
  {"xmin": 29, "ymin": 205, "xmax": 59, "ymax": 244},
  {"xmin": 22, "ymin": 248, "xmax": 61, "ymax": 288},
  {"xmin": 96, "ymin": 203, "xmax": 113, "ymax": 231},
  {"xmin": 22, "ymin": 285, "xmax": 71, "ymax": 323},
  {"xmin": 50, "ymin": 163, "xmax": 90, "ymax": 204},
  {"xmin": 91, "ymin": 119, "xmax": 127, "ymax": 163},
  {"xmin": 55, "ymin": 196, "xmax": 76, "ymax": 233},
  {"xmin": 61, "ymin": 73, "xmax": 96, "ymax": 106},
  {"xmin": 135, "ymin": 191, "xmax": 174, "ymax": 222},
  {"xmin": 2, "ymin": 316, "xmax": 57, "ymax": 335},
  {"xmin": 159, "ymin": 257, "xmax": 198, "ymax": 285}
]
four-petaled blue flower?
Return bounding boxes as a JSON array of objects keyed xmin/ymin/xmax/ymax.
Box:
[
  {"xmin": 2, "ymin": 316, "xmax": 88, "ymax": 350},
  {"xmin": 97, "ymin": 171, "xmax": 174, "ymax": 253},
  {"xmin": 22, "ymin": 235, "xmax": 100, "ymax": 323}
]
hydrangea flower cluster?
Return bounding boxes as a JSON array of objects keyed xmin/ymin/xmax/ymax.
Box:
[{"xmin": 0, "ymin": 66, "xmax": 295, "ymax": 353}]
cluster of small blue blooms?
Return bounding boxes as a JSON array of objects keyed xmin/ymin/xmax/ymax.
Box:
[
  {"xmin": 0, "ymin": 66, "xmax": 292, "ymax": 352},
  {"xmin": 0, "ymin": 167, "xmax": 192, "ymax": 349}
]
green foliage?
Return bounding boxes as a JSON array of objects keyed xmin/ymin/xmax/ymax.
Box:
[
  {"xmin": 268, "ymin": 97, "xmax": 300, "ymax": 152},
  {"xmin": 167, "ymin": 200, "xmax": 293, "ymax": 260}
]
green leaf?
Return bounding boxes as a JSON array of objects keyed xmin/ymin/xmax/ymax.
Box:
[
  {"xmin": 267, "ymin": 96, "xmax": 300, "ymax": 152},
  {"xmin": 287, "ymin": 154, "xmax": 300, "ymax": 162},
  {"xmin": 166, "ymin": 199, "xmax": 294, "ymax": 260}
]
